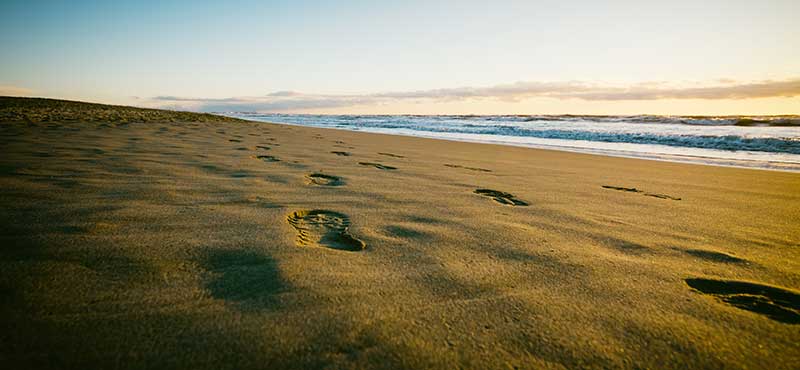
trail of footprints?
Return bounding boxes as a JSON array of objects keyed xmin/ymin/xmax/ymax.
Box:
[
  {"xmin": 11, "ymin": 123, "xmax": 800, "ymax": 326},
  {"xmin": 229, "ymin": 136, "xmax": 366, "ymax": 252},
  {"xmin": 230, "ymin": 131, "xmax": 798, "ymax": 325},
  {"xmin": 246, "ymin": 134, "xmax": 526, "ymax": 253}
]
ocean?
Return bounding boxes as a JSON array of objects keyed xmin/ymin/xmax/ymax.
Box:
[{"xmin": 225, "ymin": 113, "xmax": 800, "ymax": 171}]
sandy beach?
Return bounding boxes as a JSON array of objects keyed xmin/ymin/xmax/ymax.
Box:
[{"xmin": 1, "ymin": 101, "xmax": 798, "ymax": 369}]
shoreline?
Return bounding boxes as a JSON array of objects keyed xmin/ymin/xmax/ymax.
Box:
[{"xmin": 237, "ymin": 118, "xmax": 800, "ymax": 173}]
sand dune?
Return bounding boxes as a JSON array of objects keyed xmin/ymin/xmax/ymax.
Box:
[{"xmin": 0, "ymin": 99, "xmax": 798, "ymax": 369}]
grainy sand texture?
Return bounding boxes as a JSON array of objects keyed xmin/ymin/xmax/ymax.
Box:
[{"xmin": 1, "ymin": 98, "xmax": 799, "ymax": 369}]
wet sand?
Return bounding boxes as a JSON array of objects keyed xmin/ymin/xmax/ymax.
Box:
[{"xmin": 1, "ymin": 113, "xmax": 798, "ymax": 369}]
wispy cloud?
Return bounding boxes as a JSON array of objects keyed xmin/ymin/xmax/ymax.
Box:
[{"xmin": 150, "ymin": 78, "xmax": 800, "ymax": 112}]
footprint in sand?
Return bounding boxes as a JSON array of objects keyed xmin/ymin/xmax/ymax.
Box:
[
  {"xmin": 602, "ymin": 185, "xmax": 681, "ymax": 200},
  {"xmin": 686, "ymin": 278, "xmax": 800, "ymax": 324},
  {"xmin": 445, "ymin": 164, "xmax": 492, "ymax": 172},
  {"xmin": 358, "ymin": 162, "xmax": 397, "ymax": 170},
  {"xmin": 306, "ymin": 173, "xmax": 344, "ymax": 186},
  {"xmin": 378, "ymin": 152, "xmax": 405, "ymax": 158},
  {"xmin": 683, "ymin": 249, "xmax": 748, "ymax": 264},
  {"xmin": 254, "ymin": 155, "xmax": 280, "ymax": 162},
  {"xmin": 643, "ymin": 192, "xmax": 681, "ymax": 200},
  {"xmin": 286, "ymin": 210, "xmax": 365, "ymax": 251},
  {"xmin": 603, "ymin": 185, "xmax": 639, "ymax": 193},
  {"xmin": 331, "ymin": 151, "xmax": 351, "ymax": 156},
  {"xmin": 474, "ymin": 188, "xmax": 529, "ymax": 206}
]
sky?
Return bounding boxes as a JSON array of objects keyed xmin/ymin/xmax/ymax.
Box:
[{"xmin": 1, "ymin": 0, "xmax": 798, "ymax": 115}]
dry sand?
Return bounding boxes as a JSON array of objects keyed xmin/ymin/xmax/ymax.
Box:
[{"xmin": 1, "ymin": 113, "xmax": 799, "ymax": 369}]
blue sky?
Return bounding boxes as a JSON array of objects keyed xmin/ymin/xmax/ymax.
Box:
[{"xmin": 1, "ymin": 0, "xmax": 798, "ymax": 114}]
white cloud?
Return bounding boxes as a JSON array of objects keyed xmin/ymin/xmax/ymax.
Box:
[{"xmin": 150, "ymin": 78, "xmax": 800, "ymax": 112}]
